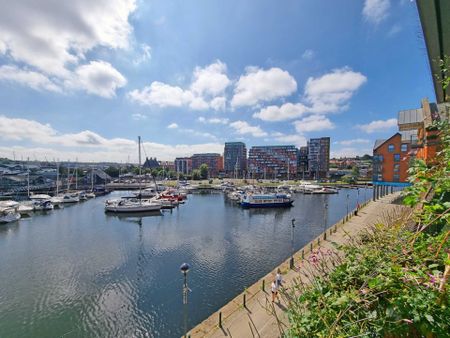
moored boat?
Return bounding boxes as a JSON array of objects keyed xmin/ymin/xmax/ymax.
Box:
[
  {"xmin": 241, "ymin": 193, "xmax": 293, "ymax": 208},
  {"xmin": 0, "ymin": 207, "xmax": 21, "ymax": 224},
  {"xmin": 105, "ymin": 198, "xmax": 162, "ymax": 213}
]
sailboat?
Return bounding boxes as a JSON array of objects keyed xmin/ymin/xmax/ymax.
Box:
[{"xmin": 105, "ymin": 136, "xmax": 161, "ymax": 213}]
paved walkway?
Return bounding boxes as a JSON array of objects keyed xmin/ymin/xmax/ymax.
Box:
[{"xmin": 190, "ymin": 192, "xmax": 409, "ymax": 338}]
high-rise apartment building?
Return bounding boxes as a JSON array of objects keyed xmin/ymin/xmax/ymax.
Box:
[
  {"xmin": 297, "ymin": 146, "xmax": 308, "ymax": 179},
  {"xmin": 248, "ymin": 145, "xmax": 298, "ymax": 179},
  {"xmin": 174, "ymin": 157, "xmax": 192, "ymax": 175},
  {"xmin": 191, "ymin": 153, "xmax": 223, "ymax": 177},
  {"xmin": 307, "ymin": 137, "xmax": 330, "ymax": 179},
  {"xmin": 224, "ymin": 142, "xmax": 247, "ymax": 177}
]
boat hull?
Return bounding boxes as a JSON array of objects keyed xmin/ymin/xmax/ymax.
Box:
[{"xmin": 241, "ymin": 201, "xmax": 293, "ymax": 208}]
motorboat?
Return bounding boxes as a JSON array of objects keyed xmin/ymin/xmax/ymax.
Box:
[
  {"xmin": 0, "ymin": 207, "xmax": 21, "ymax": 224},
  {"xmin": 105, "ymin": 198, "xmax": 162, "ymax": 213},
  {"xmin": 30, "ymin": 194, "xmax": 52, "ymax": 200},
  {"xmin": 241, "ymin": 193, "xmax": 294, "ymax": 208},
  {"xmin": 32, "ymin": 199, "xmax": 54, "ymax": 211},
  {"xmin": 308, "ymin": 187, "xmax": 338, "ymax": 194},
  {"xmin": 58, "ymin": 193, "xmax": 80, "ymax": 203},
  {"xmin": 18, "ymin": 202, "xmax": 34, "ymax": 215}
]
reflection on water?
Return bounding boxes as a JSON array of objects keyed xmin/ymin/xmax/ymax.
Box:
[{"xmin": 0, "ymin": 188, "xmax": 371, "ymax": 338}]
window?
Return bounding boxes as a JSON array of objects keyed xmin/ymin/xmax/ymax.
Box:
[
  {"xmin": 394, "ymin": 154, "xmax": 400, "ymax": 162},
  {"xmin": 393, "ymin": 174, "xmax": 400, "ymax": 182},
  {"xmin": 388, "ymin": 144, "xmax": 394, "ymax": 152},
  {"xmin": 401, "ymin": 143, "xmax": 408, "ymax": 152},
  {"xmin": 394, "ymin": 164, "xmax": 400, "ymax": 172}
]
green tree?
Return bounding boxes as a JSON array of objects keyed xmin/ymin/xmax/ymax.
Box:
[
  {"xmin": 199, "ymin": 163, "xmax": 209, "ymax": 179},
  {"xmin": 351, "ymin": 165, "xmax": 360, "ymax": 179},
  {"xmin": 192, "ymin": 169, "xmax": 201, "ymax": 180},
  {"xmin": 104, "ymin": 166, "xmax": 119, "ymax": 177}
]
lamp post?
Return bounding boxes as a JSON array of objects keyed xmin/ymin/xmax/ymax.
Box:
[
  {"xmin": 346, "ymin": 193, "xmax": 350, "ymax": 219},
  {"xmin": 290, "ymin": 219, "xmax": 296, "ymax": 269},
  {"xmin": 180, "ymin": 262, "xmax": 190, "ymax": 338}
]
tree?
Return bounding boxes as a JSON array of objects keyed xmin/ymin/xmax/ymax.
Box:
[
  {"xmin": 351, "ymin": 166, "xmax": 360, "ymax": 179},
  {"xmin": 104, "ymin": 166, "xmax": 120, "ymax": 178},
  {"xmin": 199, "ymin": 163, "xmax": 209, "ymax": 179},
  {"xmin": 192, "ymin": 169, "xmax": 201, "ymax": 180},
  {"xmin": 342, "ymin": 174, "xmax": 356, "ymax": 184}
]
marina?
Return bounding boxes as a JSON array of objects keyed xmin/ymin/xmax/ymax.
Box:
[{"xmin": 0, "ymin": 187, "xmax": 370, "ymax": 337}]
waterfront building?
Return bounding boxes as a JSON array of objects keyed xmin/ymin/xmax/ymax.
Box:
[
  {"xmin": 248, "ymin": 145, "xmax": 298, "ymax": 179},
  {"xmin": 142, "ymin": 157, "xmax": 159, "ymax": 169},
  {"xmin": 372, "ymin": 133, "xmax": 410, "ymax": 183},
  {"xmin": 174, "ymin": 157, "xmax": 192, "ymax": 175},
  {"xmin": 297, "ymin": 146, "xmax": 308, "ymax": 179},
  {"xmin": 158, "ymin": 161, "xmax": 175, "ymax": 171},
  {"xmin": 224, "ymin": 142, "xmax": 247, "ymax": 178},
  {"xmin": 191, "ymin": 153, "xmax": 223, "ymax": 177},
  {"xmin": 307, "ymin": 137, "xmax": 330, "ymax": 179}
]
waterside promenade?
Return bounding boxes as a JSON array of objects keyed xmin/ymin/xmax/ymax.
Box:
[{"xmin": 190, "ymin": 191, "xmax": 408, "ymax": 338}]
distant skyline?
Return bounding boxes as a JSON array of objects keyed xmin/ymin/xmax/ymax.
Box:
[{"xmin": 0, "ymin": 0, "xmax": 435, "ymax": 162}]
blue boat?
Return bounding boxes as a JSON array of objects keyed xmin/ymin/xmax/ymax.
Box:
[{"xmin": 241, "ymin": 193, "xmax": 294, "ymax": 208}]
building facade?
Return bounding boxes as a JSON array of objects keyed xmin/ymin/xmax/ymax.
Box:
[
  {"xmin": 174, "ymin": 157, "xmax": 192, "ymax": 175},
  {"xmin": 372, "ymin": 133, "xmax": 410, "ymax": 183},
  {"xmin": 307, "ymin": 137, "xmax": 330, "ymax": 179},
  {"xmin": 248, "ymin": 145, "xmax": 298, "ymax": 179},
  {"xmin": 224, "ymin": 142, "xmax": 247, "ymax": 178},
  {"xmin": 191, "ymin": 153, "xmax": 223, "ymax": 177},
  {"xmin": 297, "ymin": 146, "xmax": 308, "ymax": 179}
]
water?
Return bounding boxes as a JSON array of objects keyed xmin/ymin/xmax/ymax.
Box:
[{"xmin": 0, "ymin": 188, "xmax": 371, "ymax": 337}]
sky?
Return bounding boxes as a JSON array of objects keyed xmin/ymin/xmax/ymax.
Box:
[{"xmin": 0, "ymin": 0, "xmax": 436, "ymax": 163}]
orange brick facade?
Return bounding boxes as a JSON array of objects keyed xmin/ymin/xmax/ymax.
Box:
[{"xmin": 373, "ymin": 133, "xmax": 410, "ymax": 183}]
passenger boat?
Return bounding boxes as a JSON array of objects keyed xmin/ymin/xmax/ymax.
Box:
[
  {"xmin": 241, "ymin": 193, "xmax": 294, "ymax": 208},
  {"xmin": 0, "ymin": 207, "xmax": 21, "ymax": 224}
]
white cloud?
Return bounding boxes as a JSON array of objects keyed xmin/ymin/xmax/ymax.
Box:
[
  {"xmin": 131, "ymin": 113, "xmax": 147, "ymax": 120},
  {"xmin": 229, "ymin": 120, "xmax": 267, "ymax": 137},
  {"xmin": 293, "ymin": 115, "xmax": 335, "ymax": 133},
  {"xmin": 167, "ymin": 123, "xmax": 179, "ymax": 129},
  {"xmin": 253, "ymin": 102, "xmax": 308, "ymax": 121},
  {"xmin": 231, "ymin": 67, "xmax": 297, "ymax": 107},
  {"xmin": 0, "ymin": 115, "xmax": 223, "ymax": 161},
  {"xmin": 331, "ymin": 147, "xmax": 372, "ymax": 158},
  {"xmin": 357, "ymin": 118, "xmax": 397, "ymax": 133},
  {"xmin": 190, "ymin": 60, "xmax": 230, "ymax": 97},
  {"xmin": 128, "ymin": 81, "xmax": 193, "ymax": 108},
  {"xmin": 362, "ymin": 0, "xmax": 390, "ymax": 25},
  {"xmin": 387, "ymin": 24, "xmax": 402, "ymax": 37},
  {"xmin": 302, "ymin": 49, "xmax": 315, "ymax": 60},
  {"xmin": 254, "ymin": 67, "xmax": 367, "ymax": 122},
  {"xmin": 66, "ymin": 61, "xmax": 127, "ymax": 98},
  {"xmin": 198, "ymin": 117, "xmax": 229, "ymax": 124},
  {"xmin": 304, "ymin": 67, "xmax": 367, "ymax": 113},
  {"xmin": 0, "ymin": 0, "xmax": 136, "ymax": 77},
  {"xmin": 335, "ymin": 138, "xmax": 371, "ymax": 146},
  {"xmin": 128, "ymin": 60, "xmax": 230, "ymax": 111},
  {"xmin": 0, "ymin": 65, "xmax": 61, "ymax": 92},
  {"xmin": 133, "ymin": 44, "xmax": 152, "ymax": 65},
  {"xmin": 273, "ymin": 133, "xmax": 307, "ymax": 147}
]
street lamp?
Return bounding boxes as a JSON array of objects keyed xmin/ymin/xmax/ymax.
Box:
[
  {"xmin": 180, "ymin": 262, "xmax": 190, "ymax": 337},
  {"xmin": 290, "ymin": 219, "xmax": 296, "ymax": 269}
]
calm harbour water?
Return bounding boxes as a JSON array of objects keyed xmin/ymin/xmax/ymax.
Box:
[{"xmin": 0, "ymin": 188, "xmax": 371, "ymax": 337}]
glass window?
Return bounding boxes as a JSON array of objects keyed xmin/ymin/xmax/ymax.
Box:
[
  {"xmin": 393, "ymin": 174, "xmax": 400, "ymax": 182},
  {"xmin": 394, "ymin": 164, "xmax": 400, "ymax": 172},
  {"xmin": 401, "ymin": 143, "xmax": 408, "ymax": 152},
  {"xmin": 388, "ymin": 144, "xmax": 394, "ymax": 152},
  {"xmin": 394, "ymin": 154, "xmax": 400, "ymax": 162}
]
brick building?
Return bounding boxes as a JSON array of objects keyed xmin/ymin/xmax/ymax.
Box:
[
  {"xmin": 191, "ymin": 153, "xmax": 223, "ymax": 177},
  {"xmin": 248, "ymin": 145, "xmax": 298, "ymax": 179}
]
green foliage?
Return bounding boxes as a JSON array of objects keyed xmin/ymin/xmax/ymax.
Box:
[
  {"xmin": 287, "ymin": 225, "xmax": 450, "ymax": 337},
  {"xmin": 192, "ymin": 169, "xmax": 201, "ymax": 180},
  {"xmin": 199, "ymin": 163, "xmax": 209, "ymax": 179},
  {"xmin": 342, "ymin": 174, "xmax": 356, "ymax": 184}
]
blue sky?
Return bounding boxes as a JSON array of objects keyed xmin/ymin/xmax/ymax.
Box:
[{"xmin": 0, "ymin": 0, "xmax": 435, "ymax": 162}]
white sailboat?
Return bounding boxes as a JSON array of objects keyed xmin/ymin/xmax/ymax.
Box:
[{"xmin": 105, "ymin": 136, "xmax": 161, "ymax": 213}]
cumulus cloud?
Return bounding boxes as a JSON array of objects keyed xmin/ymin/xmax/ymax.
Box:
[
  {"xmin": 133, "ymin": 44, "xmax": 152, "ymax": 65},
  {"xmin": 131, "ymin": 113, "xmax": 147, "ymax": 120},
  {"xmin": 229, "ymin": 120, "xmax": 267, "ymax": 137},
  {"xmin": 357, "ymin": 118, "xmax": 397, "ymax": 133},
  {"xmin": 293, "ymin": 115, "xmax": 335, "ymax": 133},
  {"xmin": 253, "ymin": 103, "xmax": 308, "ymax": 121},
  {"xmin": 0, "ymin": 115, "xmax": 222, "ymax": 161},
  {"xmin": 253, "ymin": 67, "xmax": 367, "ymax": 121},
  {"xmin": 362, "ymin": 0, "xmax": 390, "ymax": 25},
  {"xmin": 303, "ymin": 67, "xmax": 367, "ymax": 113},
  {"xmin": 0, "ymin": 65, "xmax": 61, "ymax": 92},
  {"xmin": 167, "ymin": 123, "xmax": 179, "ymax": 129},
  {"xmin": 128, "ymin": 60, "xmax": 230, "ymax": 111},
  {"xmin": 66, "ymin": 61, "xmax": 127, "ymax": 98},
  {"xmin": 231, "ymin": 67, "xmax": 297, "ymax": 107},
  {"xmin": 331, "ymin": 147, "xmax": 372, "ymax": 158},
  {"xmin": 0, "ymin": 0, "xmax": 136, "ymax": 77}
]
